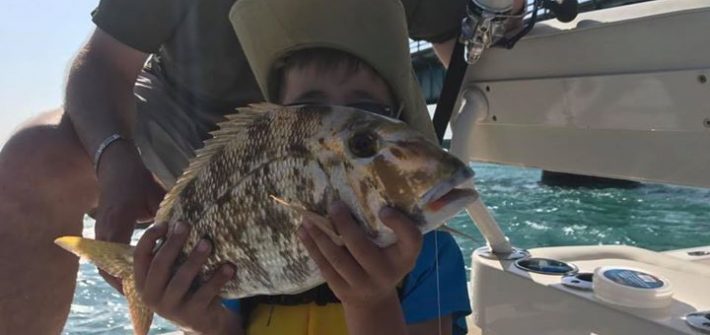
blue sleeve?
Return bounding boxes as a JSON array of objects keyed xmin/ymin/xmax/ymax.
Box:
[
  {"xmin": 222, "ymin": 299, "xmax": 241, "ymax": 313},
  {"xmin": 400, "ymin": 231, "xmax": 471, "ymax": 335}
]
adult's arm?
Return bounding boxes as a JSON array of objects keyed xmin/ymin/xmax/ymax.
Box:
[
  {"xmin": 67, "ymin": 0, "xmax": 193, "ymax": 246},
  {"xmin": 66, "ymin": 28, "xmax": 148, "ymax": 163},
  {"xmin": 65, "ymin": 28, "xmax": 166, "ymax": 290},
  {"xmin": 67, "ymin": 27, "xmax": 166, "ymax": 237},
  {"xmin": 67, "ymin": 0, "xmax": 193, "ymax": 248}
]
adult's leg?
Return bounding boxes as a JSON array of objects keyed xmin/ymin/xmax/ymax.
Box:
[{"xmin": 0, "ymin": 109, "xmax": 98, "ymax": 334}]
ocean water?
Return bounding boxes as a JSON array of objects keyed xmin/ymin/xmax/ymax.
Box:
[{"xmin": 63, "ymin": 163, "xmax": 710, "ymax": 334}]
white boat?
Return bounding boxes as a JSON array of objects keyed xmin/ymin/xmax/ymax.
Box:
[{"xmin": 450, "ymin": 0, "xmax": 710, "ymax": 333}]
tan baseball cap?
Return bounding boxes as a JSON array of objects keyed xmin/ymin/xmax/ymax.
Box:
[{"xmin": 229, "ymin": 0, "xmax": 436, "ymax": 141}]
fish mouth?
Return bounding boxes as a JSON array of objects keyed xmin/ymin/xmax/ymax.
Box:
[
  {"xmin": 419, "ymin": 167, "xmax": 478, "ymax": 225},
  {"xmin": 420, "ymin": 167, "xmax": 476, "ymax": 207}
]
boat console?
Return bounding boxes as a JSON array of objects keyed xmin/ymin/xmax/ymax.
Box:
[
  {"xmin": 450, "ymin": 0, "xmax": 710, "ymax": 333},
  {"xmin": 470, "ymin": 245, "xmax": 710, "ymax": 334},
  {"xmin": 452, "ymin": 0, "xmax": 710, "ymax": 188}
]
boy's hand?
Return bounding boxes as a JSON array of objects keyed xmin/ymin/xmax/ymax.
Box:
[
  {"xmin": 134, "ymin": 222, "xmax": 242, "ymax": 335},
  {"xmin": 298, "ymin": 202, "xmax": 423, "ymax": 308}
]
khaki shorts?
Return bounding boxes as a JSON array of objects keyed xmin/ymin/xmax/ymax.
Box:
[{"xmin": 133, "ymin": 71, "xmax": 228, "ymax": 189}]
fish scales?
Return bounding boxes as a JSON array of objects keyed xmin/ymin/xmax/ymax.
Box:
[
  {"xmin": 157, "ymin": 105, "xmax": 331, "ymax": 297},
  {"xmin": 201, "ymin": 158, "xmax": 327, "ymax": 296},
  {"xmin": 55, "ymin": 103, "xmax": 478, "ymax": 334}
]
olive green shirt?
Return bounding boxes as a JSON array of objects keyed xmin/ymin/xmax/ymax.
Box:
[{"xmin": 92, "ymin": 0, "xmax": 465, "ymax": 109}]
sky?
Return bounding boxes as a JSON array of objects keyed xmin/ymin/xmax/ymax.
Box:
[{"xmin": 0, "ymin": 0, "xmax": 97, "ymax": 143}]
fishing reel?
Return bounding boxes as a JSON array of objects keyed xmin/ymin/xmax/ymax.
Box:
[
  {"xmin": 461, "ymin": 0, "xmax": 579, "ymax": 64},
  {"xmin": 433, "ymin": 0, "xmax": 578, "ymax": 147}
]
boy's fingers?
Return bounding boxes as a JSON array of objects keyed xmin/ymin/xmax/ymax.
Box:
[
  {"xmin": 143, "ymin": 222, "xmax": 189, "ymax": 304},
  {"xmin": 298, "ymin": 226, "xmax": 348, "ymax": 292},
  {"xmin": 301, "ymin": 211, "xmax": 343, "ymax": 246},
  {"xmin": 379, "ymin": 207, "xmax": 422, "ymax": 261},
  {"xmin": 328, "ymin": 202, "xmax": 385, "ymax": 274},
  {"xmin": 134, "ymin": 222, "xmax": 168, "ymax": 291},
  {"xmin": 300, "ymin": 218, "xmax": 366, "ymax": 287},
  {"xmin": 162, "ymin": 239, "xmax": 212, "ymax": 308},
  {"xmin": 190, "ymin": 264, "xmax": 235, "ymax": 309}
]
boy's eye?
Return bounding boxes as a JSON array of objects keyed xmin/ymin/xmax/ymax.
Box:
[
  {"xmin": 346, "ymin": 102, "xmax": 396, "ymax": 118},
  {"xmin": 286, "ymin": 102, "xmax": 397, "ymax": 119},
  {"xmin": 348, "ymin": 131, "xmax": 378, "ymax": 158}
]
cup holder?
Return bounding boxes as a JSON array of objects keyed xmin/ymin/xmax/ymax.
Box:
[
  {"xmin": 684, "ymin": 311, "xmax": 710, "ymax": 333},
  {"xmin": 514, "ymin": 257, "xmax": 578, "ymax": 276},
  {"xmin": 562, "ymin": 272, "xmax": 594, "ymax": 290}
]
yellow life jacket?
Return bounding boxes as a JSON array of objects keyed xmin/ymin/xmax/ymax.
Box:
[
  {"xmin": 241, "ymin": 282, "xmax": 405, "ymax": 335},
  {"xmin": 246, "ymin": 302, "xmax": 348, "ymax": 335}
]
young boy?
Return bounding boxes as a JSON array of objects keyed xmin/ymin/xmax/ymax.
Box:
[{"xmin": 133, "ymin": 0, "xmax": 471, "ymax": 334}]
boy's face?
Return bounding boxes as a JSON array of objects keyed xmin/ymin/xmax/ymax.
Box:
[{"xmin": 280, "ymin": 62, "xmax": 395, "ymax": 115}]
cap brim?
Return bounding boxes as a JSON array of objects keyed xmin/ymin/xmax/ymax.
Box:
[{"xmin": 230, "ymin": 0, "xmax": 436, "ymax": 142}]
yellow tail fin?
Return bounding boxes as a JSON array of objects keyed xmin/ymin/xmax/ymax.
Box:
[{"xmin": 54, "ymin": 236, "xmax": 153, "ymax": 335}]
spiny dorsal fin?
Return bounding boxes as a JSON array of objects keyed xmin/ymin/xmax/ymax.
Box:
[
  {"xmin": 155, "ymin": 103, "xmax": 283, "ymax": 223},
  {"xmin": 233, "ymin": 102, "xmax": 283, "ymax": 116}
]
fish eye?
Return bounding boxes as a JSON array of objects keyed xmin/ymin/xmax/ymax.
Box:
[{"xmin": 348, "ymin": 131, "xmax": 378, "ymax": 158}]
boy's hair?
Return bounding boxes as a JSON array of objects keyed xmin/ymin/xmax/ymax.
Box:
[{"xmin": 276, "ymin": 48, "xmax": 395, "ymax": 105}]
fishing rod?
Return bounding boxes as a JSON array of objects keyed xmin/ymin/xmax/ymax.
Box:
[{"xmin": 432, "ymin": 0, "xmax": 578, "ymax": 257}]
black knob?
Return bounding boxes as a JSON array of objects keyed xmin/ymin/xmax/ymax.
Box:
[{"xmin": 545, "ymin": 0, "xmax": 579, "ymax": 23}]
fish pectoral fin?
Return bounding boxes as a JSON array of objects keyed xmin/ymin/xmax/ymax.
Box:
[
  {"xmin": 123, "ymin": 274, "xmax": 153, "ymax": 335},
  {"xmin": 438, "ymin": 225, "xmax": 477, "ymax": 241},
  {"xmin": 301, "ymin": 211, "xmax": 344, "ymax": 247},
  {"xmin": 54, "ymin": 236, "xmax": 134, "ymax": 278},
  {"xmin": 269, "ymin": 195, "xmax": 300, "ymax": 209},
  {"xmin": 270, "ymin": 195, "xmax": 344, "ymax": 246}
]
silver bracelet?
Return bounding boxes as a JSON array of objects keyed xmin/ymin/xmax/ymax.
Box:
[{"xmin": 93, "ymin": 134, "xmax": 126, "ymax": 173}]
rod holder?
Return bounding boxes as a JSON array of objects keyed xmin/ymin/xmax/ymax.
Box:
[{"xmin": 450, "ymin": 88, "xmax": 522, "ymax": 257}]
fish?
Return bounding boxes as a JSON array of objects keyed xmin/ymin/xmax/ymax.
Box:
[{"xmin": 55, "ymin": 103, "xmax": 478, "ymax": 334}]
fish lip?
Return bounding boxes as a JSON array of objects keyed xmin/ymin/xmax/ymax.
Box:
[{"xmin": 419, "ymin": 167, "xmax": 475, "ymax": 207}]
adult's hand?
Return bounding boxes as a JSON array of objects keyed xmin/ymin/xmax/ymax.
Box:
[{"xmin": 94, "ymin": 140, "xmax": 165, "ymax": 291}]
